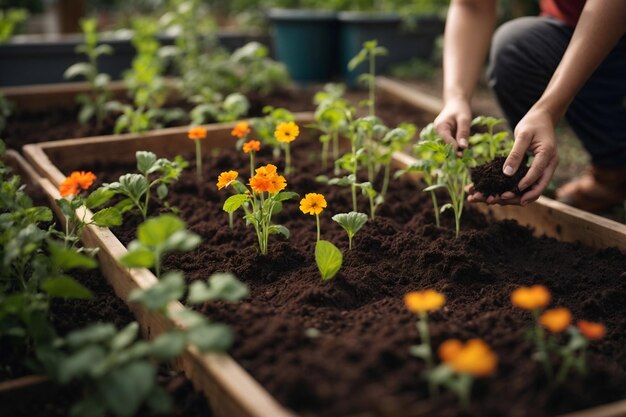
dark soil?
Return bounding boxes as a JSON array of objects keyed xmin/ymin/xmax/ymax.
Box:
[
  {"xmin": 3, "ymin": 87, "xmax": 428, "ymax": 151},
  {"xmin": 471, "ymin": 156, "xmax": 530, "ymax": 197},
  {"xmin": 70, "ymin": 134, "xmax": 626, "ymax": 417},
  {"xmin": 0, "ymin": 271, "xmax": 213, "ymax": 417}
]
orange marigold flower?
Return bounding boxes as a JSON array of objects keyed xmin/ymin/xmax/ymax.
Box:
[
  {"xmin": 275, "ymin": 121, "xmax": 299, "ymax": 143},
  {"xmin": 188, "ymin": 126, "xmax": 207, "ymax": 140},
  {"xmin": 511, "ymin": 285, "xmax": 551, "ymax": 310},
  {"xmin": 243, "ymin": 140, "xmax": 261, "ymax": 154},
  {"xmin": 59, "ymin": 171, "xmax": 96, "ymax": 197},
  {"xmin": 249, "ymin": 175, "xmax": 271, "ymax": 193},
  {"xmin": 299, "ymin": 193, "xmax": 327, "ymax": 216},
  {"xmin": 217, "ymin": 170, "xmax": 239, "ymax": 190},
  {"xmin": 577, "ymin": 320, "xmax": 606, "ymax": 341},
  {"xmin": 267, "ymin": 174, "xmax": 287, "ymax": 194},
  {"xmin": 539, "ymin": 308, "xmax": 572, "ymax": 333},
  {"xmin": 255, "ymin": 163, "xmax": 278, "ymax": 178},
  {"xmin": 439, "ymin": 339, "xmax": 498, "ymax": 377},
  {"xmin": 249, "ymin": 164, "xmax": 286, "ymax": 194},
  {"xmin": 231, "ymin": 121, "xmax": 251, "ymax": 138},
  {"xmin": 404, "ymin": 290, "xmax": 445, "ymax": 313}
]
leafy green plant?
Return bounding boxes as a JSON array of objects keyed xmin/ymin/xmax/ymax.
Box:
[
  {"xmin": 109, "ymin": 19, "xmax": 185, "ymax": 134},
  {"xmin": 378, "ymin": 123, "xmax": 416, "ymax": 197},
  {"xmin": 190, "ymin": 91, "xmax": 250, "ymax": 125},
  {"xmin": 249, "ymin": 106, "xmax": 295, "ymax": 158},
  {"xmin": 315, "ymin": 240, "xmax": 342, "ymax": 281},
  {"xmin": 396, "ymin": 123, "xmax": 446, "ymax": 227},
  {"xmin": 103, "ymin": 151, "xmax": 187, "ymax": 220},
  {"xmin": 0, "ymin": 8, "xmax": 28, "ymax": 43},
  {"xmin": 332, "ymin": 211, "xmax": 367, "ymax": 250},
  {"xmin": 348, "ymin": 39, "xmax": 388, "ymax": 117},
  {"xmin": 468, "ymin": 116, "xmax": 512, "ymax": 164},
  {"xmin": 120, "ymin": 214, "xmax": 201, "ymax": 279},
  {"xmin": 64, "ymin": 18, "xmax": 114, "ymax": 129}
]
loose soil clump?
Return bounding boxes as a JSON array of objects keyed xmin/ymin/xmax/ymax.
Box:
[{"xmin": 471, "ymin": 156, "xmax": 530, "ymax": 197}]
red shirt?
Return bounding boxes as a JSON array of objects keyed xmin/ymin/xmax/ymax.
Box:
[{"xmin": 540, "ymin": 0, "xmax": 585, "ymax": 27}]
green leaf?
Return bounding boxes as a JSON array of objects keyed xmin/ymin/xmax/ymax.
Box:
[
  {"xmin": 64, "ymin": 62, "xmax": 92, "ymax": 80},
  {"xmin": 187, "ymin": 323, "xmax": 233, "ymax": 352},
  {"xmin": 423, "ymin": 184, "xmax": 445, "ymax": 192},
  {"xmin": 273, "ymin": 191, "xmax": 299, "ymax": 202},
  {"xmin": 97, "ymin": 360, "xmax": 156, "ymax": 417},
  {"xmin": 49, "ymin": 243, "xmax": 98, "ymax": 270},
  {"xmin": 440, "ymin": 203, "xmax": 453, "ymax": 213},
  {"xmin": 187, "ymin": 273, "xmax": 249, "ymax": 304},
  {"xmin": 332, "ymin": 211, "xmax": 367, "ymax": 238},
  {"xmin": 120, "ymin": 245, "xmax": 155, "ymax": 269},
  {"xmin": 91, "ymin": 207, "xmax": 122, "ymax": 227},
  {"xmin": 409, "ymin": 344, "xmax": 431, "ymax": 359},
  {"xmin": 150, "ymin": 330, "xmax": 187, "ymax": 359},
  {"xmin": 110, "ymin": 322, "xmax": 139, "ymax": 351},
  {"xmin": 315, "ymin": 240, "xmax": 343, "ymax": 281},
  {"xmin": 136, "ymin": 151, "xmax": 157, "ymax": 175},
  {"xmin": 58, "ymin": 345, "xmax": 107, "ymax": 383},
  {"xmin": 129, "ymin": 272, "xmax": 185, "ymax": 311},
  {"xmin": 41, "ymin": 276, "xmax": 93, "ymax": 300},
  {"xmin": 223, "ymin": 194, "xmax": 249, "ymax": 214},
  {"xmin": 267, "ymin": 224, "xmax": 289, "ymax": 238},
  {"xmin": 137, "ymin": 214, "xmax": 184, "ymax": 246},
  {"xmin": 85, "ymin": 187, "xmax": 115, "ymax": 209},
  {"xmin": 65, "ymin": 323, "xmax": 117, "ymax": 348}
]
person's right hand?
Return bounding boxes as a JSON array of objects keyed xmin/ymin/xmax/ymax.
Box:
[{"xmin": 434, "ymin": 97, "xmax": 472, "ymax": 151}]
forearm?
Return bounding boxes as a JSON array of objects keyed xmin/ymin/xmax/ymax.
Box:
[
  {"xmin": 534, "ymin": 0, "xmax": 626, "ymax": 123},
  {"xmin": 443, "ymin": 0, "xmax": 497, "ymax": 102}
]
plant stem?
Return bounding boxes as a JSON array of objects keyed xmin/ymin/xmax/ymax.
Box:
[
  {"xmin": 458, "ymin": 374, "xmax": 473, "ymax": 411},
  {"xmin": 285, "ymin": 143, "xmax": 291, "ymax": 175},
  {"xmin": 381, "ymin": 163, "xmax": 390, "ymax": 197},
  {"xmin": 348, "ymin": 233, "xmax": 353, "ymax": 250},
  {"xmin": 430, "ymin": 191, "xmax": 440, "ymax": 228},
  {"xmin": 195, "ymin": 140, "xmax": 202, "ymax": 179},
  {"xmin": 250, "ymin": 152, "xmax": 255, "ymax": 179},
  {"xmin": 532, "ymin": 309, "xmax": 554, "ymax": 379},
  {"xmin": 369, "ymin": 50, "xmax": 375, "ymax": 117},
  {"xmin": 228, "ymin": 212, "xmax": 233, "ymax": 229},
  {"xmin": 333, "ymin": 131, "xmax": 339, "ymax": 172},
  {"xmin": 316, "ymin": 214, "xmax": 320, "ymax": 242},
  {"xmin": 322, "ymin": 140, "xmax": 328, "ymax": 171}
]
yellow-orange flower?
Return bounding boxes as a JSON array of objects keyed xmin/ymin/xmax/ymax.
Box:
[
  {"xmin": 275, "ymin": 121, "xmax": 299, "ymax": 143},
  {"xmin": 539, "ymin": 308, "xmax": 572, "ymax": 333},
  {"xmin": 511, "ymin": 285, "xmax": 551, "ymax": 310},
  {"xmin": 439, "ymin": 339, "xmax": 498, "ymax": 377},
  {"xmin": 188, "ymin": 126, "xmax": 207, "ymax": 140},
  {"xmin": 217, "ymin": 170, "xmax": 238, "ymax": 190},
  {"xmin": 404, "ymin": 290, "xmax": 445, "ymax": 313},
  {"xmin": 577, "ymin": 320, "xmax": 606, "ymax": 341},
  {"xmin": 231, "ymin": 121, "xmax": 251, "ymax": 138},
  {"xmin": 299, "ymin": 193, "xmax": 327, "ymax": 216},
  {"xmin": 59, "ymin": 171, "xmax": 96, "ymax": 197},
  {"xmin": 249, "ymin": 164, "xmax": 286, "ymax": 194},
  {"xmin": 243, "ymin": 140, "xmax": 261, "ymax": 154}
]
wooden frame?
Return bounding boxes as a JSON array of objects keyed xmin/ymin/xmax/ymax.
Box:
[{"xmin": 20, "ymin": 90, "xmax": 626, "ymax": 417}]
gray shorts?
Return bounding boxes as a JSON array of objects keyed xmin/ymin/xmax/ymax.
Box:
[{"xmin": 487, "ymin": 16, "xmax": 626, "ymax": 167}]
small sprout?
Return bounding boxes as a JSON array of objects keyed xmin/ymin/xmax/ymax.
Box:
[
  {"xmin": 332, "ymin": 211, "xmax": 367, "ymax": 250},
  {"xmin": 275, "ymin": 121, "xmax": 300, "ymax": 175},
  {"xmin": 348, "ymin": 39, "xmax": 388, "ymax": 117},
  {"xmin": 188, "ymin": 126, "xmax": 207, "ymax": 179},
  {"xmin": 300, "ymin": 193, "xmax": 327, "ymax": 242},
  {"xmin": 405, "ymin": 289, "xmax": 445, "ymax": 396},
  {"xmin": 315, "ymin": 240, "xmax": 343, "ymax": 281},
  {"xmin": 187, "ymin": 273, "xmax": 249, "ymax": 304}
]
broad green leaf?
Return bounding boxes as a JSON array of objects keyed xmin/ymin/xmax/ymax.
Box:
[
  {"xmin": 129, "ymin": 272, "xmax": 185, "ymax": 311},
  {"xmin": 150, "ymin": 330, "xmax": 187, "ymax": 359},
  {"xmin": 187, "ymin": 323, "xmax": 233, "ymax": 352},
  {"xmin": 187, "ymin": 273, "xmax": 248, "ymax": 304},
  {"xmin": 332, "ymin": 211, "xmax": 367, "ymax": 237},
  {"xmin": 91, "ymin": 207, "xmax": 122, "ymax": 227},
  {"xmin": 110, "ymin": 322, "xmax": 139, "ymax": 351},
  {"xmin": 267, "ymin": 224, "xmax": 289, "ymax": 238},
  {"xmin": 41, "ymin": 276, "xmax": 93, "ymax": 300},
  {"xmin": 58, "ymin": 345, "xmax": 107, "ymax": 383},
  {"xmin": 65, "ymin": 323, "xmax": 117, "ymax": 348},
  {"xmin": 273, "ymin": 191, "xmax": 299, "ymax": 202},
  {"xmin": 315, "ymin": 240, "xmax": 343, "ymax": 281},
  {"xmin": 120, "ymin": 245, "xmax": 155, "ymax": 269},
  {"xmin": 97, "ymin": 360, "xmax": 156, "ymax": 417},
  {"xmin": 136, "ymin": 151, "xmax": 157, "ymax": 175},
  {"xmin": 137, "ymin": 214, "xmax": 184, "ymax": 246},
  {"xmin": 49, "ymin": 243, "xmax": 98, "ymax": 270},
  {"xmin": 85, "ymin": 188, "xmax": 116, "ymax": 209},
  {"xmin": 223, "ymin": 194, "xmax": 249, "ymax": 213}
]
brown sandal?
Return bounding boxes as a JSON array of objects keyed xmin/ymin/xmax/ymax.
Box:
[{"xmin": 555, "ymin": 165, "xmax": 626, "ymax": 213}]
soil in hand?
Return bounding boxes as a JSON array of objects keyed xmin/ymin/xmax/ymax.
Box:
[{"xmin": 471, "ymin": 156, "xmax": 529, "ymax": 197}]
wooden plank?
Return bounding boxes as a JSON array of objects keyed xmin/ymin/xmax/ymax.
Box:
[
  {"xmin": 0, "ymin": 375, "xmax": 48, "ymax": 393},
  {"xmin": 376, "ymin": 76, "xmax": 443, "ymax": 116},
  {"xmin": 23, "ymin": 111, "xmax": 626, "ymax": 417}
]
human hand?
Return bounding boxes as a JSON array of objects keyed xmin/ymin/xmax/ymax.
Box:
[
  {"xmin": 468, "ymin": 108, "xmax": 559, "ymax": 206},
  {"xmin": 434, "ymin": 97, "xmax": 472, "ymax": 151}
]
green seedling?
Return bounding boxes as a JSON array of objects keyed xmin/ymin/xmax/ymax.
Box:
[{"xmin": 332, "ymin": 211, "xmax": 368, "ymax": 250}]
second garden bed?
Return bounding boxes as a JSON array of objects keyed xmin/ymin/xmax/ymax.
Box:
[{"xmin": 23, "ymin": 117, "xmax": 626, "ymax": 417}]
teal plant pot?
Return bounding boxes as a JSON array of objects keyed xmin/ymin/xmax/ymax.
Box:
[
  {"xmin": 338, "ymin": 12, "xmax": 444, "ymax": 86},
  {"xmin": 267, "ymin": 8, "xmax": 338, "ymax": 83}
]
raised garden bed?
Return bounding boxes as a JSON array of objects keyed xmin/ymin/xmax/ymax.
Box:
[
  {"xmin": 22, "ymin": 82, "xmax": 626, "ymax": 417},
  {"xmin": 0, "ymin": 151, "xmax": 214, "ymax": 417}
]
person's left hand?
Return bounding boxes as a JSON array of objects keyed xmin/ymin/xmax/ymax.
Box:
[{"xmin": 468, "ymin": 108, "xmax": 560, "ymax": 206}]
